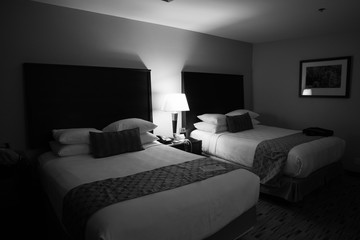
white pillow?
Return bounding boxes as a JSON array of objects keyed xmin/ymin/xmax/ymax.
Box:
[
  {"xmin": 52, "ymin": 128, "xmax": 102, "ymax": 144},
  {"xmin": 226, "ymin": 109, "xmax": 260, "ymax": 119},
  {"xmin": 49, "ymin": 141, "xmax": 90, "ymax": 157},
  {"xmin": 252, "ymin": 119, "xmax": 260, "ymax": 125},
  {"xmin": 197, "ymin": 114, "xmax": 226, "ymax": 126},
  {"xmin": 103, "ymin": 118, "xmax": 157, "ymax": 134},
  {"xmin": 140, "ymin": 132, "xmax": 159, "ymax": 145},
  {"xmin": 194, "ymin": 122, "xmax": 227, "ymax": 133}
]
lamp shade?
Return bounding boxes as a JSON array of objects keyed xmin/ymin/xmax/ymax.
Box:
[{"xmin": 162, "ymin": 93, "xmax": 190, "ymax": 112}]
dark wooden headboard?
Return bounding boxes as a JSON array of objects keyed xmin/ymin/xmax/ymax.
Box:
[
  {"xmin": 23, "ymin": 63, "xmax": 152, "ymax": 148},
  {"xmin": 181, "ymin": 71, "xmax": 244, "ymax": 135}
]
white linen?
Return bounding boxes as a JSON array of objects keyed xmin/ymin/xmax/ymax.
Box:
[
  {"xmin": 102, "ymin": 118, "xmax": 157, "ymax": 133},
  {"xmin": 49, "ymin": 141, "xmax": 90, "ymax": 157},
  {"xmin": 190, "ymin": 125, "xmax": 345, "ymax": 178},
  {"xmin": 194, "ymin": 121, "xmax": 227, "ymax": 133},
  {"xmin": 197, "ymin": 113, "xmax": 227, "ymax": 125},
  {"xmin": 52, "ymin": 128, "xmax": 102, "ymax": 144},
  {"xmin": 38, "ymin": 142, "xmax": 259, "ymax": 240}
]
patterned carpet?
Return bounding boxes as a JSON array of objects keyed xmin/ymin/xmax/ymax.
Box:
[{"xmin": 241, "ymin": 171, "xmax": 360, "ymax": 240}]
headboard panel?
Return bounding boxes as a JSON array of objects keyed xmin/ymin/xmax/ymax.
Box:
[
  {"xmin": 24, "ymin": 63, "xmax": 152, "ymax": 148},
  {"xmin": 181, "ymin": 71, "xmax": 244, "ymax": 134}
]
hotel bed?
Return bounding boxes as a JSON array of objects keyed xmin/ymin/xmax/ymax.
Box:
[
  {"xmin": 23, "ymin": 63, "xmax": 260, "ymax": 240},
  {"xmin": 190, "ymin": 125, "xmax": 345, "ymax": 179},
  {"xmin": 38, "ymin": 141, "xmax": 259, "ymax": 240},
  {"xmin": 182, "ymin": 71, "xmax": 345, "ymax": 202}
]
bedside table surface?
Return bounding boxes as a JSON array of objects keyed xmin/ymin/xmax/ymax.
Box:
[{"xmin": 169, "ymin": 138, "xmax": 202, "ymax": 155}]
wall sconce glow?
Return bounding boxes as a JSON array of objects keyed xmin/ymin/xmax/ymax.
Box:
[
  {"xmin": 161, "ymin": 93, "xmax": 189, "ymax": 136},
  {"xmin": 302, "ymin": 89, "xmax": 313, "ymax": 96}
]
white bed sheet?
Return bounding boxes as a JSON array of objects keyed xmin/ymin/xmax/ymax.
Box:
[
  {"xmin": 38, "ymin": 142, "xmax": 259, "ymax": 240},
  {"xmin": 190, "ymin": 125, "xmax": 345, "ymax": 178}
]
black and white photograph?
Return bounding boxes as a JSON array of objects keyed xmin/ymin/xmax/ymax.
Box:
[
  {"xmin": 2, "ymin": 1, "xmax": 360, "ymax": 240},
  {"xmin": 299, "ymin": 56, "xmax": 351, "ymax": 97}
]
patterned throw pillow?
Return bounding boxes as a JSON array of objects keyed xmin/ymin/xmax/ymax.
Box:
[
  {"xmin": 226, "ymin": 112, "xmax": 254, "ymax": 133},
  {"xmin": 90, "ymin": 128, "xmax": 144, "ymax": 158}
]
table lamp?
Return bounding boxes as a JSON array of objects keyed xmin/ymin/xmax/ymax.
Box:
[{"xmin": 161, "ymin": 93, "xmax": 190, "ymax": 137}]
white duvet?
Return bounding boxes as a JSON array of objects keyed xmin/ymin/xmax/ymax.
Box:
[
  {"xmin": 190, "ymin": 125, "xmax": 345, "ymax": 178},
  {"xmin": 38, "ymin": 142, "xmax": 259, "ymax": 240}
]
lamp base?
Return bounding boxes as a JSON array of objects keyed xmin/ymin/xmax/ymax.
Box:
[{"xmin": 171, "ymin": 112, "xmax": 178, "ymax": 135}]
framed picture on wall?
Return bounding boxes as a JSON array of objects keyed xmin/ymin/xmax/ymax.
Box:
[{"xmin": 299, "ymin": 56, "xmax": 351, "ymax": 98}]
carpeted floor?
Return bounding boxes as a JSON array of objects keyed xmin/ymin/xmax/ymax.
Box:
[{"xmin": 241, "ymin": 171, "xmax": 360, "ymax": 240}]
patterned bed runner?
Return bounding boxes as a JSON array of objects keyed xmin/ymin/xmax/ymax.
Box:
[
  {"xmin": 62, "ymin": 157, "xmax": 241, "ymax": 239},
  {"xmin": 252, "ymin": 133, "xmax": 322, "ymax": 187}
]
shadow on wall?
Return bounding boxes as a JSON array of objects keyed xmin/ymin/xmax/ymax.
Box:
[{"xmin": 92, "ymin": 51, "xmax": 148, "ymax": 69}]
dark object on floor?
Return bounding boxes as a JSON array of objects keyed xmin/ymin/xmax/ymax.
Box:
[{"xmin": 302, "ymin": 127, "xmax": 334, "ymax": 136}]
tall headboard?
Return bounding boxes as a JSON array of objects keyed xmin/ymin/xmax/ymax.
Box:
[
  {"xmin": 23, "ymin": 63, "xmax": 152, "ymax": 148},
  {"xmin": 181, "ymin": 71, "xmax": 244, "ymax": 134}
]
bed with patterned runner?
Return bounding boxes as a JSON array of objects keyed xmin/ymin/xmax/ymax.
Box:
[
  {"xmin": 62, "ymin": 157, "xmax": 241, "ymax": 240},
  {"xmin": 252, "ymin": 133, "xmax": 323, "ymax": 187}
]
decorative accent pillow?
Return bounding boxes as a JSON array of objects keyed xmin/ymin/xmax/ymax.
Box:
[
  {"xmin": 49, "ymin": 141, "xmax": 90, "ymax": 157},
  {"xmin": 194, "ymin": 122, "xmax": 227, "ymax": 133},
  {"xmin": 197, "ymin": 114, "xmax": 227, "ymax": 126},
  {"xmin": 226, "ymin": 112, "xmax": 254, "ymax": 133},
  {"xmin": 52, "ymin": 128, "xmax": 102, "ymax": 144},
  {"xmin": 225, "ymin": 109, "xmax": 260, "ymax": 119},
  {"xmin": 103, "ymin": 118, "xmax": 157, "ymax": 134},
  {"xmin": 140, "ymin": 132, "xmax": 159, "ymax": 145},
  {"xmin": 90, "ymin": 128, "xmax": 144, "ymax": 158}
]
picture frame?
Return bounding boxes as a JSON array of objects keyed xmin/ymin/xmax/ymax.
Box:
[{"xmin": 299, "ymin": 56, "xmax": 351, "ymax": 98}]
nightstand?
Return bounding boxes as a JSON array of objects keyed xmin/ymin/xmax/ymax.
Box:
[
  {"xmin": 0, "ymin": 148, "xmax": 44, "ymax": 207},
  {"xmin": 0, "ymin": 148, "xmax": 22, "ymax": 207},
  {"xmin": 170, "ymin": 137, "xmax": 202, "ymax": 155},
  {"xmin": 0, "ymin": 148, "xmax": 47, "ymax": 239}
]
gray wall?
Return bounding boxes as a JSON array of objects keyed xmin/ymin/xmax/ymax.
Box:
[
  {"xmin": 253, "ymin": 32, "xmax": 360, "ymax": 171},
  {"xmin": 1, "ymin": 0, "xmax": 252, "ymax": 150}
]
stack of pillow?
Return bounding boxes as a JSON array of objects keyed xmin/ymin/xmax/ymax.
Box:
[
  {"xmin": 194, "ymin": 109, "xmax": 260, "ymax": 134},
  {"xmin": 102, "ymin": 118, "xmax": 158, "ymax": 146},
  {"xmin": 49, "ymin": 118, "xmax": 159, "ymax": 158},
  {"xmin": 194, "ymin": 114, "xmax": 228, "ymax": 134},
  {"xmin": 50, "ymin": 128, "xmax": 102, "ymax": 157}
]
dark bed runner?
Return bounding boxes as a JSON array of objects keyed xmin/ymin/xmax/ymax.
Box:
[
  {"xmin": 252, "ymin": 133, "xmax": 322, "ymax": 187},
  {"xmin": 62, "ymin": 157, "xmax": 241, "ymax": 239}
]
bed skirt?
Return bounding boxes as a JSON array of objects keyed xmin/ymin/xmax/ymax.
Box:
[
  {"xmin": 205, "ymin": 205, "xmax": 256, "ymax": 240},
  {"xmin": 260, "ymin": 160, "xmax": 343, "ymax": 202},
  {"xmin": 38, "ymin": 170, "xmax": 257, "ymax": 240},
  {"xmin": 42, "ymin": 193, "xmax": 256, "ymax": 240}
]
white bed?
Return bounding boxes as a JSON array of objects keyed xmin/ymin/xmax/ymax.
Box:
[
  {"xmin": 190, "ymin": 125, "xmax": 345, "ymax": 179},
  {"xmin": 38, "ymin": 142, "xmax": 260, "ymax": 240},
  {"xmin": 24, "ymin": 65, "xmax": 260, "ymax": 240},
  {"xmin": 182, "ymin": 71, "xmax": 346, "ymax": 202}
]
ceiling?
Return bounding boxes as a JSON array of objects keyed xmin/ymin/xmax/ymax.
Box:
[{"xmin": 33, "ymin": 0, "xmax": 360, "ymax": 43}]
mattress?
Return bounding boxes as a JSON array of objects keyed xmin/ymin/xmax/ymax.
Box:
[
  {"xmin": 38, "ymin": 142, "xmax": 259, "ymax": 240},
  {"xmin": 190, "ymin": 125, "xmax": 345, "ymax": 178}
]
